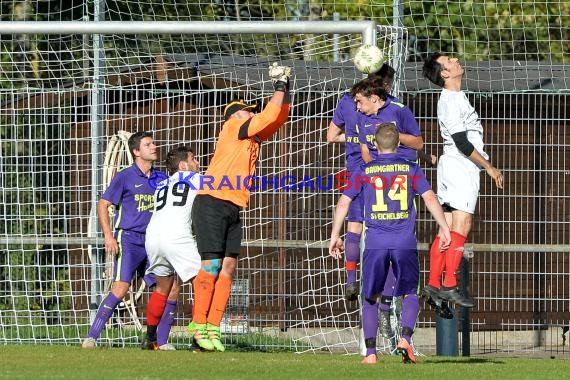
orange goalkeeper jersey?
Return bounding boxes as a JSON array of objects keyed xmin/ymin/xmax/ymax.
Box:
[{"xmin": 200, "ymin": 101, "xmax": 291, "ymax": 207}]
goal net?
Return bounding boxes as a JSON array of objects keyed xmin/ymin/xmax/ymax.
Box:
[{"xmin": 0, "ymin": 19, "xmax": 407, "ymax": 352}]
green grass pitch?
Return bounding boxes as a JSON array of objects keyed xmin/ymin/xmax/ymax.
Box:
[{"xmin": 0, "ymin": 346, "xmax": 568, "ymax": 380}]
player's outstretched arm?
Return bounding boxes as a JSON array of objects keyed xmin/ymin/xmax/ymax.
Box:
[
  {"xmin": 485, "ymin": 165, "xmax": 503, "ymax": 189},
  {"xmin": 450, "ymin": 131, "xmax": 504, "ymax": 189},
  {"xmin": 421, "ymin": 190, "xmax": 451, "ymax": 250},
  {"xmin": 249, "ymin": 63, "xmax": 293, "ymax": 141},
  {"xmin": 97, "ymin": 198, "xmax": 119, "ymax": 256},
  {"xmin": 468, "ymin": 150, "xmax": 504, "ymax": 189},
  {"xmin": 329, "ymin": 195, "xmax": 352, "ymax": 258},
  {"xmin": 417, "ymin": 149, "xmax": 437, "ymax": 167},
  {"xmin": 399, "ymin": 132, "xmax": 424, "ymax": 151},
  {"xmin": 327, "ymin": 121, "xmax": 346, "ymax": 143},
  {"xmin": 360, "ymin": 143, "xmax": 373, "ymax": 163}
]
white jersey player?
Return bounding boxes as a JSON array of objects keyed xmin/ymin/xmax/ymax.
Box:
[
  {"xmin": 421, "ymin": 53, "xmax": 503, "ymax": 309},
  {"xmin": 141, "ymin": 146, "xmax": 201, "ymax": 350},
  {"xmin": 436, "ymin": 88, "xmax": 488, "ymax": 214}
]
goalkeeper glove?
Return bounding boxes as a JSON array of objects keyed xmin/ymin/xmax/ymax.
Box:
[{"xmin": 268, "ymin": 62, "xmax": 292, "ymax": 92}]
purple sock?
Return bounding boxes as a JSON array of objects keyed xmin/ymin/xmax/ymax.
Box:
[
  {"xmin": 362, "ymin": 298, "xmax": 379, "ymax": 356},
  {"xmin": 88, "ymin": 293, "xmax": 121, "ymax": 339},
  {"xmin": 157, "ymin": 300, "xmax": 177, "ymax": 345},
  {"xmin": 344, "ymin": 232, "xmax": 360, "ymax": 284},
  {"xmin": 401, "ymin": 294, "xmax": 420, "ymax": 342}
]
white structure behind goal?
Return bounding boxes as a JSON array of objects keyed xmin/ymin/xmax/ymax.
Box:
[{"xmin": 0, "ymin": 21, "xmax": 407, "ymax": 352}]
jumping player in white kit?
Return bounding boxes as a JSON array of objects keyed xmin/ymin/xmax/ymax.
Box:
[
  {"xmin": 141, "ymin": 146, "xmax": 202, "ymax": 350},
  {"xmin": 421, "ymin": 53, "xmax": 504, "ymax": 308}
]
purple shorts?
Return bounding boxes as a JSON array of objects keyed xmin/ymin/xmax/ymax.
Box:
[
  {"xmin": 114, "ymin": 230, "xmax": 155, "ymax": 286},
  {"xmin": 361, "ymin": 248, "xmax": 419, "ymax": 300},
  {"xmin": 347, "ymin": 191, "xmax": 364, "ymax": 223}
]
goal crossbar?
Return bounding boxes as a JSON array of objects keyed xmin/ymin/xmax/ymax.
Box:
[{"xmin": 0, "ymin": 21, "xmax": 378, "ymax": 45}]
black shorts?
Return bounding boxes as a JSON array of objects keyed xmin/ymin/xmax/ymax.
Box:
[{"xmin": 191, "ymin": 194, "xmax": 242, "ymax": 260}]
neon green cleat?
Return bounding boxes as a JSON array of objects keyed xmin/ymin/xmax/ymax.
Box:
[
  {"xmin": 187, "ymin": 321, "xmax": 215, "ymax": 351},
  {"xmin": 207, "ymin": 323, "xmax": 226, "ymax": 352}
]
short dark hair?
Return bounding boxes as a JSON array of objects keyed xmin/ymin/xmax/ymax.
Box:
[
  {"xmin": 375, "ymin": 122, "xmax": 399, "ymax": 151},
  {"xmin": 165, "ymin": 146, "xmax": 194, "ymax": 175},
  {"xmin": 368, "ymin": 63, "xmax": 396, "ymax": 90},
  {"xmin": 422, "ymin": 52, "xmax": 445, "ymax": 87},
  {"xmin": 350, "ymin": 77, "xmax": 388, "ymax": 100},
  {"xmin": 128, "ymin": 131, "xmax": 153, "ymax": 157}
]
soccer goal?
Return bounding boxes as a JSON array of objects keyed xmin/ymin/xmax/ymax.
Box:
[{"xmin": 0, "ymin": 20, "xmax": 407, "ymax": 351}]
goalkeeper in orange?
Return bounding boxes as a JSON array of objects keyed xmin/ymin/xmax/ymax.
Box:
[{"xmin": 187, "ymin": 63, "xmax": 292, "ymax": 351}]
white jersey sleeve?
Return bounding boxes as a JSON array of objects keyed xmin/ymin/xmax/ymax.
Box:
[{"xmin": 438, "ymin": 89, "xmax": 489, "ymax": 161}]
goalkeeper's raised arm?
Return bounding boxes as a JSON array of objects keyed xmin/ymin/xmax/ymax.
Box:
[
  {"xmin": 231, "ymin": 62, "xmax": 292, "ymax": 142},
  {"xmin": 188, "ymin": 63, "xmax": 293, "ymax": 352}
]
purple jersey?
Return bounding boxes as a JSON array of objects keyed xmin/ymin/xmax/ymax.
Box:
[
  {"xmin": 343, "ymin": 153, "xmax": 431, "ymax": 249},
  {"xmin": 357, "ymin": 97, "xmax": 421, "ymax": 162},
  {"xmin": 331, "ymin": 92, "xmax": 363, "ymax": 172},
  {"xmin": 102, "ymin": 163, "xmax": 165, "ymax": 234}
]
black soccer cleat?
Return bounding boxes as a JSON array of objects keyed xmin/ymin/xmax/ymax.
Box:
[
  {"xmin": 439, "ymin": 287, "xmax": 475, "ymax": 308},
  {"xmin": 345, "ymin": 282, "xmax": 359, "ymax": 301},
  {"xmin": 436, "ymin": 300, "xmax": 454, "ymax": 319},
  {"xmin": 140, "ymin": 335, "xmax": 158, "ymax": 351},
  {"xmin": 422, "ymin": 285, "xmax": 454, "ymax": 319}
]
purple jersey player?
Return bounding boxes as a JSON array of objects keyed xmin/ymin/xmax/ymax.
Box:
[
  {"xmin": 329, "ymin": 123, "xmax": 450, "ymax": 365},
  {"xmin": 82, "ymin": 131, "xmax": 166, "ymax": 349},
  {"xmin": 327, "ymin": 65, "xmax": 409, "ymax": 341},
  {"xmin": 327, "ymin": 67, "xmax": 399, "ymax": 296},
  {"xmin": 351, "ymin": 78, "xmax": 423, "ymax": 164}
]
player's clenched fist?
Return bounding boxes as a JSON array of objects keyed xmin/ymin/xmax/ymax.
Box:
[{"xmin": 268, "ymin": 62, "xmax": 292, "ymax": 92}]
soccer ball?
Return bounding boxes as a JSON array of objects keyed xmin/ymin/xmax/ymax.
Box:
[{"xmin": 353, "ymin": 44, "xmax": 385, "ymax": 74}]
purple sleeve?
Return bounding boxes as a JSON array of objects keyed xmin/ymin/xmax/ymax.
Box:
[
  {"xmin": 399, "ymin": 106, "xmax": 421, "ymax": 137},
  {"xmin": 101, "ymin": 170, "xmax": 125, "ymax": 206},
  {"xmin": 342, "ymin": 167, "xmax": 364, "ymax": 199},
  {"xmin": 331, "ymin": 93, "xmax": 352, "ymax": 131},
  {"xmin": 411, "ymin": 165, "xmax": 431, "ymax": 195}
]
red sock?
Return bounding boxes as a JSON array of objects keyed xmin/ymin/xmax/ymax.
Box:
[
  {"xmin": 442, "ymin": 231, "xmax": 468, "ymax": 288},
  {"xmin": 146, "ymin": 291, "xmax": 168, "ymax": 326},
  {"xmin": 207, "ymin": 273, "xmax": 233, "ymax": 326},
  {"xmin": 428, "ymin": 236, "xmax": 446, "ymax": 288},
  {"xmin": 192, "ymin": 269, "xmax": 216, "ymax": 324}
]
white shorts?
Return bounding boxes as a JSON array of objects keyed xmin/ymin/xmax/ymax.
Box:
[
  {"xmin": 145, "ymin": 236, "xmax": 201, "ymax": 283},
  {"xmin": 437, "ymin": 154, "xmax": 480, "ymax": 214}
]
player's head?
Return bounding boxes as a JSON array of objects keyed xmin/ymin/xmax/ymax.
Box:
[
  {"xmin": 423, "ymin": 52, "xmax": 464, "ymax": 87},
  {"xmin": 368, "ymin": 63, "xmax": 396, "ymax": 92},
  {"xmin": 350, "ymin": 77, "xmax": 388, "ymax": 115},
  {"xmin": 165, "ymin": 146, "xmax": 199, "ymax": 175},
  {"xmin": 223, "ymin": 99, "xmax": 259, "ymax": 121},
  {"xmin": 374, "ymin": 122, "xmax": 399, "ymax": 153},
  {"xmin": 128, "ymin": 131, "xmax": 157, "ymax": 162}
]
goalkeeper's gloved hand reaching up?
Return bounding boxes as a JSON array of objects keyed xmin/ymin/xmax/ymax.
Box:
[{"xmin": 268, "ymin": 62, "xmax": 292, "ymax": 92}]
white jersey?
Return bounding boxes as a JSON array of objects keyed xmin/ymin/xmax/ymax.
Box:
[
  {"xmin": 146, "ymin": 171, "xmax": 200, "ymax": 242},
  {"xmin": 145, "ymin": 171, "xmax": 201, "ymax": 282},
  {"xmin": 436, "ymin": 89, "xmax": 487, "ymax": 213},
  {"xmin": 438, "ymin": 88, "xmax": 489, "ymax": 162}
]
